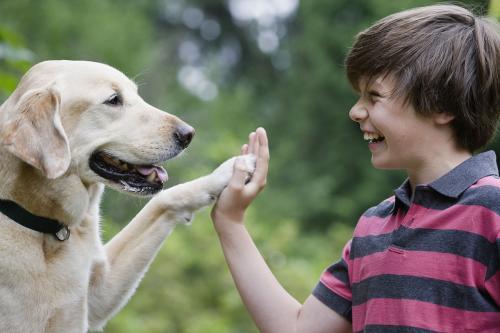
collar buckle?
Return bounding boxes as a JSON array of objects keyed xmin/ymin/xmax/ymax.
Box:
[{"xmin": 54, "ymin": 226, "xmax": 71, "ymax": 241}]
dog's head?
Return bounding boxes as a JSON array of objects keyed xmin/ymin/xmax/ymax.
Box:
[{"xmin": 0, "ymin": 60, "xmax": 194, "ymax": 196}]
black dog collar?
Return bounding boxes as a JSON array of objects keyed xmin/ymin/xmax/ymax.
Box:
[{"xmin": 0, "ymin": 198, "xmax": 70, "ymax": 241}]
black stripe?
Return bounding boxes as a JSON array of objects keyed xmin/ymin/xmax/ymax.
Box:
[
  {"xmin": 352, "ymin": 274, "xmax": 500, "ymax": 312},
  {"xmin": 349, "ymin": 227, "xmax": 499, "ymax": 277},
  {"xmin": 350, "ymin": 232, "xmax": 392, "ymax": 259},
  {"xmin": 365, "ymin": 180, "xmax": 500, "ymax": 218},
  {"xmin": 414, "ymin": 185, "xmax": 500, "ymax": 215},
  {"xmin": 355, "ymin": 325, "xmax": 439, "ymax": 333},
  {"xmin": 394, "ymin": 227, "xmax": 494, "ymax": 266},
  {"xmin": 356, "ymin": 325, "xmax": 438, "ymax": 333},
  {"xmin": 327, "ymin": 259, "xmax": 350, "ymax": 286},
  {"xmin": 394, "ymin": 227, "xmax": 499, "ymax": 279},
  {"xmin": 312, "ymin": 282, "xmax": 352, "ymax": 322},
  {"xmin": 362, "ymin": 200, "xmax": 394, "ymax": 218},
  {"xmin": 492, "ymin": 239, "xmax": 500, "ymax": 279}
]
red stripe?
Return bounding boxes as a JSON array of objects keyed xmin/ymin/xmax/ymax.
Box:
[
  {"xmin": 470, "ymin": 176, "xmax": 500, "ymax": 189},
  {"xmin": 352, "ymin": 298, "xmax": 500, "ymax": 332},
  {"xmin": 407, "ymin": 204, "xmax": 500, "ymax": 242},
  {"xmin": 354, "ymin": 214, "xmax": 398, "ymax": 237},
  {"xmin": 350, "ymin": 250, "xmax": 486, "ymax": 287},
  {"xmin": 341, "ymin": 239, "xmax": 352, "ymax": 261},
  {"xmin": 320, "ymin": 270, "xmax": 352, "ymax": 301},
  {"xmin": 355, "ymin": 204, "xmax": 430, "ymax": 238},
  {"xmin": 355, "ymin": 203, "xmax": 500, "ymax": 241}
]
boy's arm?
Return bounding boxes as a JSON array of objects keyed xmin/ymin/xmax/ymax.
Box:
[{"xmin": 211, "ymin": 128, "xmax": 351, "ymax": 333}]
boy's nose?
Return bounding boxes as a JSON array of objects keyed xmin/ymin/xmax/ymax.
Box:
[{"xmin": 349, "ymin": 102, "xmax": 368, "ymax": 122}]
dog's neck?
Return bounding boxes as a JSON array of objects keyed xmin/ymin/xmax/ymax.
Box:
[{"xmin": 0, "ymin": 149, "xmax": 92, "ymax": 227}]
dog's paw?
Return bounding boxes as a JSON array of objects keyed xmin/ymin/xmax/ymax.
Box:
[
  {"xmin": 149, "ymin": 154, "xmax": 256, "ymax": 225},
  {"xmin": 211, "ymin": 154, "xmax": 256, "ymax": 188}
]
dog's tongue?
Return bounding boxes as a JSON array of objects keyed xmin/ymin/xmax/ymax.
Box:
[{"xmin": 136, "ymin": 166, "xmax": 168, "ymax": 183}]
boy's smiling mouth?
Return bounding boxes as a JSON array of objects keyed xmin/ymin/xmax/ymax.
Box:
[{"xmin": 364, "ymin": 132, "xmax": 385, "ymax": 144}]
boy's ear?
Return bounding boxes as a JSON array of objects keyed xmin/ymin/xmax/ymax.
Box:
[
  {"xmin": 0, "ymin": 88, "xmax": 71, "ymax": 179},
  {"xmin": 433, "ymin": 112, "xmax": 455, "ymax": 125}
]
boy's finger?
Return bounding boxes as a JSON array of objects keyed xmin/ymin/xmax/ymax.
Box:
[
  {"xmin": 256, "ymin": 128, "xmax": 268, "ymax": 156},
  {"xmin": 248, "ymin": 132, "xmax": 256, "ymax": 155},
  {"xmin": 252, "ymin": 131, "xmax": 261, "ymax": 156},
  {"xmin": 252, "ymin": 129, "xmax": 261, "ymax": 157},
  {"xmin": 241, "ymin": 144, "xmax": 249, "ymax": 155},
  {"xmin": 251, "ymin": 128, "xmax": 269, "ymax": 185}
]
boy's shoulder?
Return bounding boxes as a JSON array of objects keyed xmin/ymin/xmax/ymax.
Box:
[
  {"xmin": 459, "ymin": 175, "xmax": 500, "ymax": 215},
  {"xmin": 357, "ymin": 174, "xmax": 500, "ymax": 223},
  {"xmin": 352, "ymin": 196, "xmax": 395, "ymax": 238},
  {"xmin": 467, "ymin": 174, "xmax": 500, "ymax": 191},
  {"xmin": 361, "ymin": 196, "xmax": 395, "ymax": 219}
]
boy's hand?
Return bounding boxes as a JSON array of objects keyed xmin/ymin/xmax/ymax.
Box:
[{"xmin": 211, "ymin": 127, "xmax": 269, "ymax": 223}]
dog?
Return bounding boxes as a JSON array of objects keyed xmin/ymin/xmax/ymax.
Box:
[{"xmin": 0, "ymin": 60, "xmax": 254, "ymax": 332}]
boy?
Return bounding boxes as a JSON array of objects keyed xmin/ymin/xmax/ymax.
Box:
[{"xmin": 211, "ymin": 4, "xmax": 500, "ymax": 333}]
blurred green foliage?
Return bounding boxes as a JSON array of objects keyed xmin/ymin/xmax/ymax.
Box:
[
  {"xmin": 0, "ymin": 0, "xmax": 497, "ymax": 332},
  {"xmin": 0, "ymin": 28, "xmax": 32, "ymax": 100},
  {"xmin": 492, "ymin": 0, "xmax": 500, "ymax": 15}
]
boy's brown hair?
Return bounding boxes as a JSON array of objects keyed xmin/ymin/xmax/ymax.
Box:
[{"xmin": 346, "ymin": 4, "xmax": 500, "ymax": 152}]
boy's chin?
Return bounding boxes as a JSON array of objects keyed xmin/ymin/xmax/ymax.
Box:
[{"xmin": 370, "ymin": 155, "xmax": 401, "ymax": 170}]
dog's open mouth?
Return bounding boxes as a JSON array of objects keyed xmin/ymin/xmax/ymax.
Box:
[{"xmin": 89, "ymin": 151, "xmax": 168, "ymax": 195}]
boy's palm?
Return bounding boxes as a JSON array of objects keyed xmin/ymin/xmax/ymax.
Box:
[{"xmin": 212, "ymin": 128, "xmax": 269, "ymax": 223}]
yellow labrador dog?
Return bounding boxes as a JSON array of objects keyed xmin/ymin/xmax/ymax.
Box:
[{"xmin": 0, "ymin": 60, "xmax": 254, "ymax": 333}]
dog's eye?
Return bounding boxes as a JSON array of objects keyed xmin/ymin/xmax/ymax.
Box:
[{"xmin": 104, "ymin": 93, "xmax": 123, "ymax": 106}]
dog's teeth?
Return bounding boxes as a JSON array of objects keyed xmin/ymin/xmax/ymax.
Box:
[
  {"xmin": 146, "ymin": 173, "xmax": 156, "ymax": 183},
  {"xmin": 120, "ymin": 180, "xmax": 140, "ymax": 193}
]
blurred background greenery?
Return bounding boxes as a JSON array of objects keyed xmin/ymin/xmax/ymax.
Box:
[{"xmin": 0, "ymin": 0, "xmax": 498, "ymax": 332}]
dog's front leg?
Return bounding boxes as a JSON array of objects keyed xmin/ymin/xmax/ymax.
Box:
[{"xmin": 87, "ymin": 155, "xmax": 255, "ymax": 330}]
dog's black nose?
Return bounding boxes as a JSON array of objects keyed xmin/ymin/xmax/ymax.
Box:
[{"xmin": 174, "ymin": 124, "xmax": 195, "ymax": 149}]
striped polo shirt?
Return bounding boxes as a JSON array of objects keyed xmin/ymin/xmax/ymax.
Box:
[{"xmin": 313, "ymin": 151, "xmax": 500, "ymax": 333}]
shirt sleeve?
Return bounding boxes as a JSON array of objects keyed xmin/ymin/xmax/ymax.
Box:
[
  {"xmin": 485, "ymin": 236, "xmax": 500, "ymax": 307},
  {"xmin": 312, "ymin": 239, "xmax": 353, "ymax": 322}
]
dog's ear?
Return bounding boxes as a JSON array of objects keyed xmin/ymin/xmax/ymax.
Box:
[{"xmin": 0, "ymin": 88, "xmax": 70, "ymax": 179}]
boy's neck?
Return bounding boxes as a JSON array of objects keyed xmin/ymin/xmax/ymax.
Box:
[{"xmin": 407, "ymin": 149, "xmax": 472, "ymax": 192}]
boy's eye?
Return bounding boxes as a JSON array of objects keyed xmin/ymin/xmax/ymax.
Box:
[
  {"xmin": 367, "ymin": 90, "xmax": 383, "ymax": 103},
  {"xmin": 368, "ymin": 90, "xmax": 382, "ymax": 98}
]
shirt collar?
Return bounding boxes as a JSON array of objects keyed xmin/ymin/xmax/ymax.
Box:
[
  {"xmin": 394, "ymin": 179, "xmax": 412, "ymax": 208},
  {"xmin": 428, "ymin": 150, "xmax": 498, "ymax": 198},
  {"xmin": 394, "ymin": 150, "xmax": 498, "ymax": 206}
]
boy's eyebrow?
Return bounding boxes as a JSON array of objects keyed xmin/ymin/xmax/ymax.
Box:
[
  {"xmin": 370, "ymin": 79, "xmax": 385, "ymax": 89},
  {"xmin": 370, "ymin": 79, "xmax": 394, "ymax": 95},
  {"xmin": 358, "ymin": 76, "xmax": 392, "ymax": 96}
]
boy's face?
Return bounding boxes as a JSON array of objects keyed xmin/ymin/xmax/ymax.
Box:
[{"xmin": 349, "ymin": 75, "xmax": 447, "ymax": 171}]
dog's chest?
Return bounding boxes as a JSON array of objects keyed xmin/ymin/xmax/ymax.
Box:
[{"xmin": 0, "ymin": 217, "xmax": 99, "ymax": 330}]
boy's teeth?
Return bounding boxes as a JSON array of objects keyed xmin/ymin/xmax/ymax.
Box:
[
  {"xmin": 363, "ymin": 132, "xmax": 385, "ymax": 143},
  {"xmin": 364, "ymin": 133, "xmax": 382, "ymax": 140}
]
